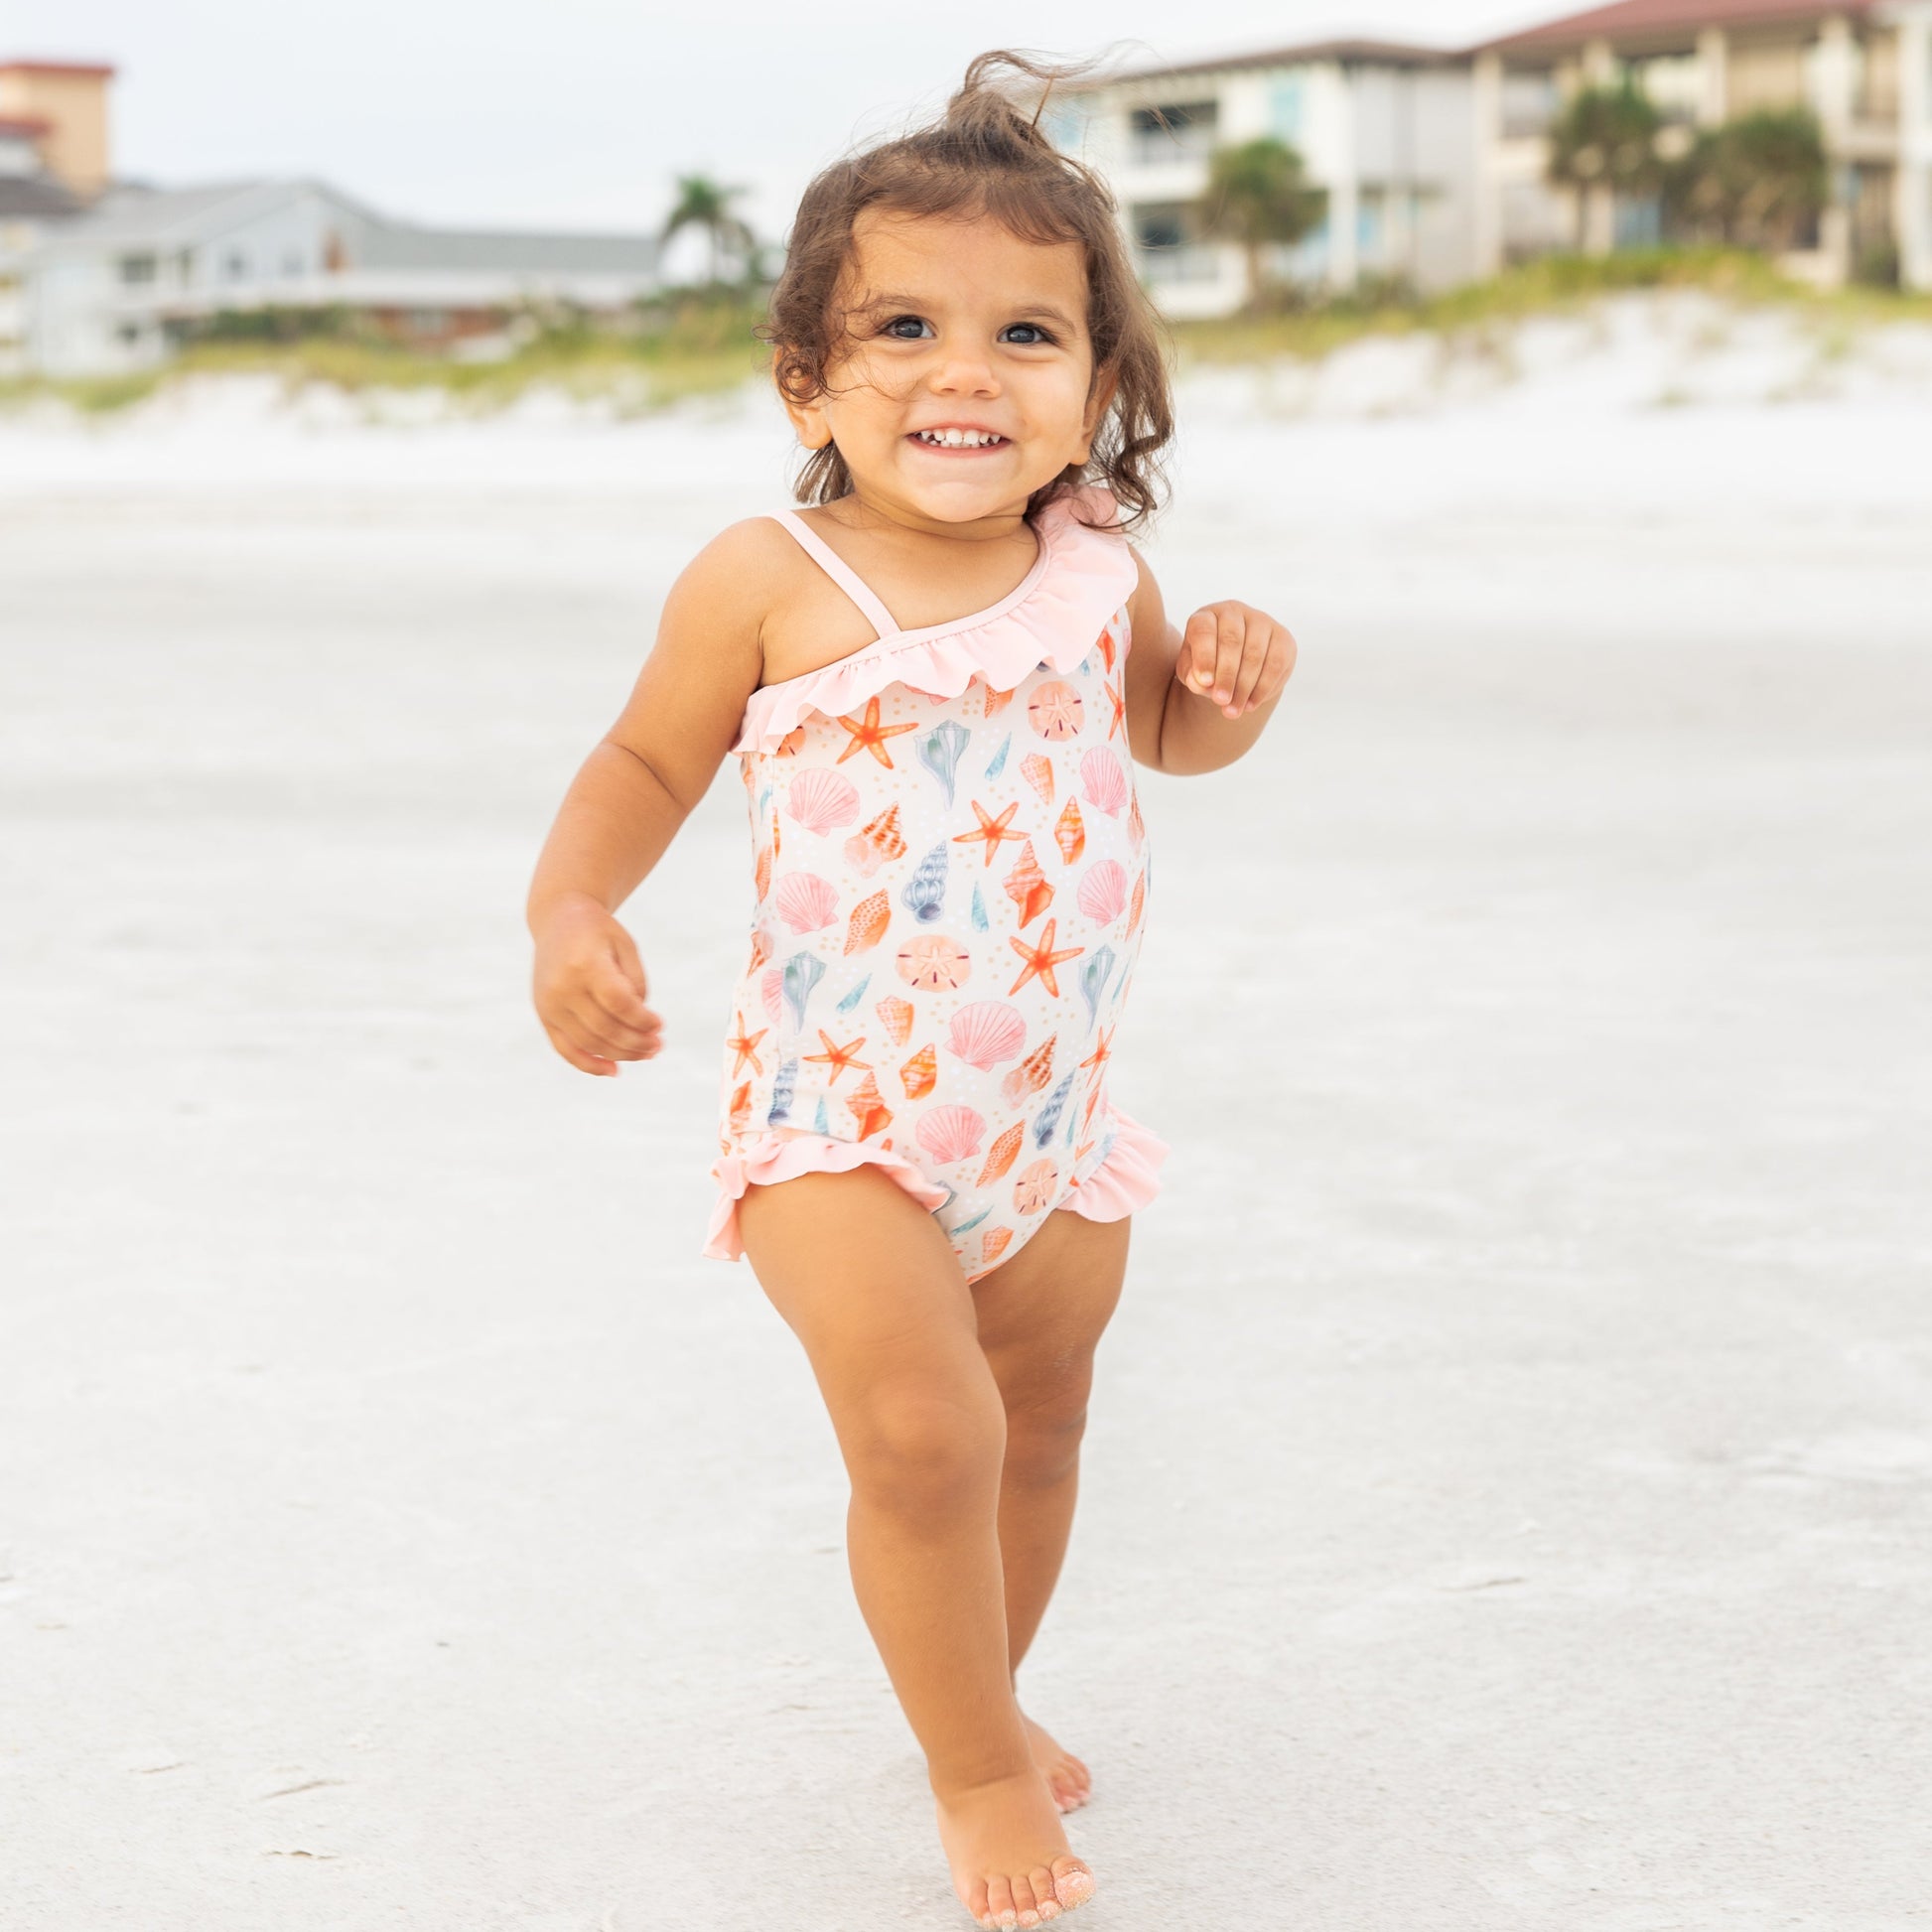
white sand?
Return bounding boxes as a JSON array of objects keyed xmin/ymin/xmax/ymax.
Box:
[{"xmin": 3, "ymin": 293, "xmax": 1930, "ymax": 1929}]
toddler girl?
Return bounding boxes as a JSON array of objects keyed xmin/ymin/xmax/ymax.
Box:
[{"xmin": 527, "ymin": 50, "xmax": 1296, "ymax": 1929}]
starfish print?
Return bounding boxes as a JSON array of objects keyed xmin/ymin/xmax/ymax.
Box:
[
  {"xmin": 1078, "ymin": 1023, "xmax": 1115, "ymax": 1083},
  {"xmin": 1007, "ymin": 918, "xmax": 1084, "ymax": 999},
  {"xmin": 1105, "ymin": 680, "xmax": 1127, "ymax": 741},
  {"xmin": 727, "ymin": 1010, "xmax": 768, "ymax": 1079},
  {"xmin": 801, "ymin": 1028, "xmax": 873, "ymax": 1087},
  {"xmin": 950, "ymin": 797, "xmax": 1029, "ymax": 867},
  {"xmin": 833, "ymin": 694, "xmax": 920, "ymax": 768}
]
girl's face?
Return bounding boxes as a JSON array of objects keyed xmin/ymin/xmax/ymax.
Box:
[{"xmin": 783, "ymin": 207, "xmax": 1115, "ymax": 530}]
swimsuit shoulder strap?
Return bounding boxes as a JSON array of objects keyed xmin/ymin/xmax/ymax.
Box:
[{"xmin": 767, "ymin": 508, "xmax": 900, "ymax": 645}]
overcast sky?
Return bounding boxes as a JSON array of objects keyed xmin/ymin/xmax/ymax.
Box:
[{"xmin": 9, "ymin": 0, "xmax": 1542, "ymax": 258}]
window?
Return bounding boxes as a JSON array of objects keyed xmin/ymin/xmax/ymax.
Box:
[
  {"xmin": 1269, "ymin": 76, "xmax": 1307, "ymax": 142},
  {"xmin": 223, "ymin": 250, "xmax": 249, "ymax": 281},
  {"xmin": 1130, "ymin": 201, "xmax": 1220, "ymax": 284},
  {"xmin": 118, "ymin": 253, "xmax": 156, "ymax": 285},
  {"xmin": 1130, "ymin": 99, "xmax": 1219, "ymax": 166},
  {"xmin": 1501, "ymin": 68, "xmax": 1560, "ymax": 138},
  {"xmin": 1625, "ymin": 53, "xmax": 1703, "ymax": 126}
]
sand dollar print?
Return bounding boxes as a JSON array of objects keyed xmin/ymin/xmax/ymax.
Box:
[{"xmin": 896, "ymin": 932, "xmax": 972, "ymax": 992}]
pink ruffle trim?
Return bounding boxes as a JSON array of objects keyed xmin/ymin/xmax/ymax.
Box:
[
  {"xmin": 732, "ymin": 483, "xmax": 1138, "ymax": 758},
  {"xmin": 702, "ymin": 1102, "xmax": 1169, "ymax": 1264}
]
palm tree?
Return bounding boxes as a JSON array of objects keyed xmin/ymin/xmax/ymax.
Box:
[
  {"xmin": 1547, "ymin": 80, "xmax": 1665, "ymax": 251},
  {"xmin": 1197, "ymin": 137, "xmax": 1328, "ymax": 312},
  {"xmin": 660, "ymin": 174, "xmax": 759, "ymax": 287},
  {"xmin": 1664, "ymin": 108, "xmax": 1830, "ymax": 254}
]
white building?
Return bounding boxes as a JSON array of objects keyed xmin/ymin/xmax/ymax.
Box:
[
  {"xmin": 0, "ymin": 111, "xmax": 86, "ymax": 373},
  {"xmin": 1053, "ymin": 38, "xmax": 1481, "ymax": 316},
  {"xmin": 25, "ymin": 178, "xmax": 664, "ymax": 376}
]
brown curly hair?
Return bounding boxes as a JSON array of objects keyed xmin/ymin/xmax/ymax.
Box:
[{"xmin": 757, "ymin": 49, "xmax": 1175, "ymax": 536}]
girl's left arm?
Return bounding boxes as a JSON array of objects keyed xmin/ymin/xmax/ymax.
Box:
[{"xmin": 1121, "ymin": 545, "xmax": 1298, "ymax": 775}]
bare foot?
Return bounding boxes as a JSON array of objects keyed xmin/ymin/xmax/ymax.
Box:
[
  {"xmin": 933, "ymin": 1766, "xmax": 1097, "ymax": 1929},
  {"xmin": 1020, "ymin": 1710, "xmax": 1091, "ymax": 1813}
]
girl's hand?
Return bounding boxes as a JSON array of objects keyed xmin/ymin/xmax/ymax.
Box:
[
  {"xmin": 1175, "ymin": 602, "xmax": 1298, "ymax": 720},
  {"xmin": 532, "ymin": 897, "xmax": 664, "ymax": 1077}
]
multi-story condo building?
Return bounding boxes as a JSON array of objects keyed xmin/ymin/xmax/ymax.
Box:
[
  {"xmin": 1061, "ymin": 2, "xmax": 1932, "ymax": 312},
  {"xmin": 1052, "ymin": 39, "xmax": 1481, "ymax": 316},
  {"xmin": 1470, "ymin": 0, "xmax": 1932, "ymax": 291}
]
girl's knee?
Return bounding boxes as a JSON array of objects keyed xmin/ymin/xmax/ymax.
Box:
[{"xmin": 843, "ymin": 1381, "xmax": 1007, "ymax": 1517}]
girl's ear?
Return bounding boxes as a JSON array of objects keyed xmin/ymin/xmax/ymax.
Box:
[
  {"xmin": 776, "ymin": 366, "xmax": 834, "ymax": 451},
  {"xmin": 1077, "ymin": 361, "xmax": 1119, "ymax": 462}
]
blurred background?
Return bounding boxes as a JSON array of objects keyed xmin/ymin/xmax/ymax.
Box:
[{"xmin": 4, "ymin": 3, "xmax": 1929, "ymax": 1929}]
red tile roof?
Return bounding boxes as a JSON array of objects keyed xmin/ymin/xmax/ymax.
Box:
[
  {"xmin": 0, "ymin": 59, "xmax": 117, "ymax": 77},
  {"xmin": 1480, "ymin": 0, "xmax": 1873, "ymax": 51}
]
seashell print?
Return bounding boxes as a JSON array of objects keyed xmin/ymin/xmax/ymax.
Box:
[
  {"xmin": 771, "ymin": 813, "xmax": 781, "ymax": 861},
  {"xmin": 970, "ymin": 883, "xmax": 989, "ymax": 932},
  {"xmin": 1028, "ymin": 680, "xmax": 1085, "ymax": 742},
  {"xmin": 896, "ymin": 933, "xmax": 971, "ymax": 993},
  {"xmin": 1079, "ymin": 945, "xmax": 1116, "ymax": 1029},
  {"xmin": 776, "ymin": 725, "xmax": 808, "ymax": 757},
  {"xmin": 1127, "ymin": 793, "xmax": 1145, "ymax": 851},
  {"xmin": 977, "ymin": 1119, "xmax": 1026, "ymax": 1184},
  {"xmin": 784, "ymin": 766, "xmax": 860, "ymax": 835},
  {"xmin": 1013, "ymin": 1159, "xmax": 1059, "ymax": 1217},
  {"xmin": 846, "ymin": 1072, "xmax": 892, "ymax": 1140},
  {"xmin": 1002, "ymin": 839, "xmax": 1053, "ymax": 927},
  {"xmin": 728, "ymin": 1081, "xmax": 754, "ymax": 1139},
  {"xmin": 844, "ymin": 801, "xmax": 907, "ymax": 878},
  {"xmin": 1125, "ymin": 873, "xmax": 1145, "ymax": 938},
  {"xmin": 782, "ymin": 951, "xmax": 826, "ymax": 1031},
  {"xmin": 812, "ymin": 1093, "xmax": 831, "ymax": 1134},
  {"xmin": 1097, "ymin": 622, "xmax": 1117, "ymax": 674},
  {"xmin": 1000, "ymin": 1035, "xmax": 1055, "ymax": 1109},
  {"xmin": 748, "ymin": 926, "xmax": 773, "ymax": 976},
  {"xmin": 766, "ymin": 1055, "xmax": 798, "ymax": 1124},
  {"xmin": 946, "ymin": 1000, "xmax": 1027, "ymax": 1071},
  {"xmin": 1079, "ymin": 745, "xmax": 1127, "ymax": 817},
  {"xmin": 917, "ymin": 718, "xmax": 972, "ymax": 806},
  {"xmin": 1033, "ymin": 1070, "xmax": 1077, "ymax": 1148},
  {"xmin": 759, "ymin": 963, "xmax": 785, "ymax": 1026},
  {"xmin": 917, "ymin": 1104, "xmax": 987, "ymax": 1167},
  {"xmin": 1077, "ymin": 860, "xmax": 1129, "ymax": 926},
  {"xmin": 983, "ymin": 730, "xmax": 1012, "ymax": 777},
  {"xmin": 951, "ymin": 1204, "xmax": 993, "ymax": 1236},
  {"xmin": 754, "ymin": 842, "xmax": 773, "ymax": 903},
  {"xmin": 900, "ymin": 840, "xmax": 950, "ymax": 923},
  {"xmin": 983, "ymin": 687, "xmax": 1014, "ymax": 721},
  {"xmin": 1053, "ymin": 798, "xmax": 1085, "ymax": 865},
  {"xmin": 1020, "ymin": 752, "xmax": 1054, "ymax": 805},
  {"xmin": 775, "ymin": 871, "xmax": 840, "ymax": 934},
  {"xmin": 835, "ymin": 972, "xmax": 871, "ymax": 1014},
  {"xmin": 980, "ymin": 1225, "xmax": 1014, "ymax": 1268},
  {"xmin": 900, "ymin": 1042, "xmax": 937, "ymax": 1101},
  {"xmin": 876, "ymin": 995, "xmax": 914, "ymax": 1045},
  {"xmin": 844, "ymin": 889, "xmax": 891, "ymax": 954}
]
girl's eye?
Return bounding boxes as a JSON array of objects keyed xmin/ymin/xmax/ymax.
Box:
[
  {"xmin": 1001, "ymin": 323, "xmax": 1056, "ymax": 345},
  {"xmin": 882, "ymin": 316, "xmax": 932, "ymax": 340}
]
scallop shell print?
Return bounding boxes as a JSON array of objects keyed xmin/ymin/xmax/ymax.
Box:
[
  {"xmin": 785, "ymin": 767, "xmax": 861, "ymax": 835},
  {"xmin": 1076, "ymin": 860, "xmax": 1129, "ymax": 926},
  {"xmin": 775, "ymin": 872, "xmax": 840, "ymax": 934},
  {"xmin": 945, "ymin": 1001, "xmax": 1027, "ymax": 1071}
]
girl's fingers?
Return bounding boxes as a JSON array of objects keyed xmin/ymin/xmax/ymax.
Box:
[
  {"xmin": 545, "ymin": 1023, "xmax": 617, "ymax": 1078},
  {"xmin": 563, "ymin": 1002, "xmax": 659, "ymax": 1060},
  {"xmin": 605, "ymin": 922, "xmax": 650, "ymax": 997},
  {"xmin": 589, "ymin": 971, "xmax": 659, "ymax": 1037},
  {"xmin": 1227, "ymin": 640, "xmax": 1269, "ymax": 714},
  {"xmin": 1210, "ymin": 608, "xmax": 1248, "ymax": 708}
]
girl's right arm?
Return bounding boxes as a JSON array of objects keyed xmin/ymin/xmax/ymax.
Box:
[{"xmin": 526, "ymin": 519, "xmax": 784, "ymax": 1077}]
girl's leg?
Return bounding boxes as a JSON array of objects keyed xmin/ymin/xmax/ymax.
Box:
[
  {"xmin": 970, "ymin": 1207, "xmax": 1132, "ymax": 1813},
  {"xmin": 737, "ymin": 1164, "xmax": 1095, "ymax": 1930}
]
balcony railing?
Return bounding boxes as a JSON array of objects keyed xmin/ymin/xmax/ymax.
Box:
[{"xmin": 1137, "ymin": 241, "xmax": 1223, "ymax": 286}]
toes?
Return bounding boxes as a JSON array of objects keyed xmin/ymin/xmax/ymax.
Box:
[
  {"xmin": 1010, "ymin": 1873, "xmax": 1040, "ymax": 1927},
  {"xmin": 985, "ymin": 1874, "xmax": 1019, "ymax": 1930},
  {"xmin": 1050, "ymin": 1858, "xmax": 1096, "ymax": 1911},
  {"xmin": 1028, "ymin": 1865, "xmax": 1061, "ymax": 1920}
]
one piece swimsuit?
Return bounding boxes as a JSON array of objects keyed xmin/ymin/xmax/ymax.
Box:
[{"xmin": 703, "ymin": 482, "xmax": 1170, "ymax": 1286}]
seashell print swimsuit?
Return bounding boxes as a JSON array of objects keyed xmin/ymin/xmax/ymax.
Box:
[{"xmin": 704, "ymin": 483, "xmax": 1169, "ymax": 1286}]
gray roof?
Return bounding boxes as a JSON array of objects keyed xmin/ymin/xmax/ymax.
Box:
[
  {"xmin": 354, "ymin": 222, "xmax": 657, "ymax": 274},
  {"xmin": 0, "ymin": 173, "xmax": 84, "ymax": 220},
  {"xmin": 1067, "ymin": 37, "xmax": 1459, "ymax": 87},
  {"xmin": 32, "ymin": 181, "xmax": 324, "ymax": 250}
]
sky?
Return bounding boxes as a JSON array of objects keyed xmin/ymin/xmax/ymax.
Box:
[{"xmin": 7, "ymin": 0, "xmax": 1543, "ymax": 262}]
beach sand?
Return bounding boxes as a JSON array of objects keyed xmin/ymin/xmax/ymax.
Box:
[{"xmin": 3, "ymin": 295, "xmax": 1929, "ymax": 1928}]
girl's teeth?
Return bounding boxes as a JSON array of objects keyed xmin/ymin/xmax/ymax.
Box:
[{"xmin": 917, "ymin": 430, "xmax": 1002, "ymax": 447}]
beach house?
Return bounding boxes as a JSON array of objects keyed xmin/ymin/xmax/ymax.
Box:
[
  {"xmin": 1469, "ymin": 0, "xmax": 1932, "ymax": 291},
  {"xmin": 1052, "ymin": 40, "xmax": 1482, "ymax": 315}
]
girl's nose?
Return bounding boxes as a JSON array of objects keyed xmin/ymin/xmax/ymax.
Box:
[{"xmin": 928, "ymin": 351, "xmax": 1000, "ymax": 397}]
